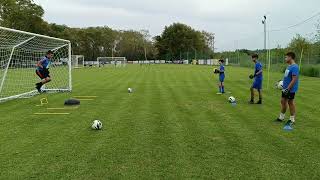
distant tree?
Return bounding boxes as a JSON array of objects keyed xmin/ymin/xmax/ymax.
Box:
[
  {"xmin": 238, "ymin": 49, "xmax": 253, "ymax": 55},
  {"xmin": 0, "ymin": 0, "xmax": 47, "ymax": 34},
  {"xmin": 316, "ymin": 20, "xmax": 320, "ymax": 43},
  {"xmin": 155, "ymin": 23, "xmax": 210, "ymax": 60},
  {"xmin": 201, "ymin": 31, "xmax": 215, "ymax": 53},
  {"xmin": 118, "ymin": 30, "xmax": 144, "ymax": 60},
  {"xmin": 288, "ymin": 34, "xmax": 312, "ymax": 58}
]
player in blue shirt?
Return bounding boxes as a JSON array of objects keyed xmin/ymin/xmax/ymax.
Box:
[
  {"xmin": 249, "ymin": 54, "xmax": 263, "ymax": 104},
  {"xmin": 276, "ymin": 52, "xmax": 299, "ymax": 126},
  {"xmin": 35, "ymin": 50, "xmax": 53, "ymax": 93},
  {"xmin": 214, "ymin": 59, "xmax": 225, "ymax": 94}
]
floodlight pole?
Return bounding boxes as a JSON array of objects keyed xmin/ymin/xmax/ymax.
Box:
[
  {"xmin": 263, "ymin": 15, "xmax": 271, "ymax": 89},
  {"xmin": 262, "ymin": 15, "xmax": 267, "ymax": 50}
]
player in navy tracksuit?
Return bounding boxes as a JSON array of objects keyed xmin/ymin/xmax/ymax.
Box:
[
  {"xmin": 276, "ymin": 52, "xmax": 299, "ymax": 127},
  {"xmin": 35, "ymin": 50, "xmax": 53, "ymax": 93},
  {"xmin": 249, "ymin": 54, "xmax": 263, "ymax": 104},
  {"xmin": 214, "ymin": 59, "xmax": 225, "ymax": 94}
]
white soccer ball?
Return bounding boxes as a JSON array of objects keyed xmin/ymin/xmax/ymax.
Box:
[
  {"xmin": 128, "ymin": 88, "xmax": 133, "ymax": 93},
  {"xmin": 276, "ymin": 80, "xmax": 284, "ymax": 90},
  {"xmin": 91, "ymin": 120, "xmax": 103, "ymax": 130},
  {"xmin": 228, "ymin": 96, "xmax": 236, "ymax": 103}
]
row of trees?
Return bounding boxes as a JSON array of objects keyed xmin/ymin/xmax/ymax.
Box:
[
  {"xmin": 215, "ymin": 33, "xmax": 320, "ymax": 65},
  {"xmin": 0, "ymin": 0, "xmax": 214, "ymax": 61},
  {"xmin": 214, "ymin": 32, "xmax": 320, "ymax": 77},
  {"xmin": 4, "ymin": 0, "xmax": 318, "ymax": 68}
]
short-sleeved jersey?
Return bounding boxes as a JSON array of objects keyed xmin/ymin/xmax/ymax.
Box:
[
  {"xmin": 219, "ymin": 65, "xmax": 225, "ymax": 76},
  {"xmin": 254, "ymin": 61, "xmax": 263, "ymax": 79},
  {"xmin": 283, "ymin": 64, "xmax": 299, "ymax": 93},
  {"xmin": 37, "ymin": 56, "xmax": 51, "ymax": 70}
]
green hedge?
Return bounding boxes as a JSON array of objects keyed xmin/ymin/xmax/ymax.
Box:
[{"xmin": 300, "ymin": 65, "xmax": 320, "ymax": 77}]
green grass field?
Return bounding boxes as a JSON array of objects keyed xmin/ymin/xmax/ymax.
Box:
[{"xmin": 1, "ymin": 65, "xmax": 319, "ymax": 179}]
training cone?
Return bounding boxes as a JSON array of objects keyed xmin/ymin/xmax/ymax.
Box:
[{"xmin": 283, "ymin": 125, "xmax": 293, "ymax": 131}]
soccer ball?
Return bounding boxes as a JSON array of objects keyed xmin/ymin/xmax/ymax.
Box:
[
  {"xmin": 214, "ymin": 68, "xmax": 219, "ymax": 74},
  {"xmin": 276, "ymin": 80, "xmax": 284, "ymax": 90},
  {"xmin": 128, "ymin": 88, "xmax": 133, "ymax": 93},
  {"xmin": 91, "ymin": 120, "xmax": 103, "ymax": 130},
  {"xmin": 228, "ymin": 96, "xmax": 236, "ymax": 103}
]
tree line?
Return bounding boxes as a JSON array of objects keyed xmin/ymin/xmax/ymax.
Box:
[
  {"xmin": 2, "ymin": 0, "xmax": 319, "ymax": 74},
  {"xmin": 0, "ymin": 0, "xmax": 214, "ymax": 61}
]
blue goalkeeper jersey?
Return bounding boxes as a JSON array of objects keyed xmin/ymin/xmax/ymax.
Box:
[
  {"xmin": 254, "ymin": 61, "xmax": 263, "ymax": 79},
  {"xmin": 37, "ymin": 56, "xmax": 51, "ymax": 70},
  {"xmin": 283, "ymin": 64, "xmax": 299, "ymax": 93},
  {"xmin": 219, "ymin": 65, "xmax": 225, "ymax": 76}
]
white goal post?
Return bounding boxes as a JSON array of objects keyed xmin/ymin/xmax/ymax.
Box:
[
  {"xmin": 71, "ymin": 55, "xmax": 84, "ymax": 68},
  {"xmin": 97, "ymin": 57, "xmax": 127, "ymax": 67},
  {"xmin": 0, "ymin": 26, "xmax": 72, "ymax": 103}
]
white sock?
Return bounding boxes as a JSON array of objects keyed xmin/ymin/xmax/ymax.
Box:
[
  {"xmin": 279, "ymin": 113, "xmax": 285, "ymax": 120},
  {"xmin": 290, "ymin": 116, "xmax": 295, "ymax": 122}
]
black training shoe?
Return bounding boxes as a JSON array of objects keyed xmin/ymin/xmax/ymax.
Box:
[
  {"xmin": 285, "ymin": 120, "xmax": 295, "ymax": 126},
  {"xmin": 35, "ymin": 83, "xmax": 42, "ymax": 93},
  {"xmin": 256, "ymin": 100, "xmax": 262, "ymax": 104}
]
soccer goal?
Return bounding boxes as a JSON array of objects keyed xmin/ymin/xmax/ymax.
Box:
[
  {"xmin": 97, "ymin": 57, "xmax": 127, "ymax": 67},
  {"xmin": 0, "ymin": 26, "xmax": 72, "ymax": 103},
  {"xmin": 71, "ymin": 55, "xmax": 84, "ymax": 68}
]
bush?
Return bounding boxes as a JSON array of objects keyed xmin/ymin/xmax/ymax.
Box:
[{"xmin": 301, "ymin": 65, "xmax": 320, "ymax": 77}]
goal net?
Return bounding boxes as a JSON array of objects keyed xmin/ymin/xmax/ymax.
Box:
[
  {"xmin": 97, "ymin": 57, "xmax": 127, "ymax": 67},
  {"xmin": 72, "ymin": 55, "xmax": 84, "ymax": 68},
  {"xmin": 0, "ymin": 26, "xmax": 72, "ymax": 103}
]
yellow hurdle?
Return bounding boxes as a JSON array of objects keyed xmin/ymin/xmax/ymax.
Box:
[
  {"xmin": 34, "ymin": 113, "xmax": 70, "ymax": 115},
  {"xmin": 47, "ymin": 107, "xmax": 79, "ymax": 110},
  {"xmin": 73, "ymin": 96, "xmax": 98, "ymax": 98},
  {"xmin": 35, "ymin": 97, "xmax": 49, "ymax": 106}
]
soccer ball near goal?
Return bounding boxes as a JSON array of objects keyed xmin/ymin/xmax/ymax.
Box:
[
  {"xmin": 92, "ymin": 120, "xmax": 103, "ymax": 130},
  {"xmin": 276, "ymin": 80, "xmax": 284, "ymax": 90},
  {"xmin": 228, "ymin": 96, "xmax": 236, "ymax": 103}
]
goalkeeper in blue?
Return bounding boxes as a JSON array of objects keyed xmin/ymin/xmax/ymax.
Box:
[
  {"xmin": 35, "ymin": 50, "xmax": 53, "ymax": 93},
  {"xmin": 249, "ymin": 54, "xmax": 263, "ymax": 104},
  {"xmin": 276, "ymin": 52, "xmax": 299, "ymax": 127},
  {"xmin": 214, "ymin": 59, "xmax": 225, "ymax": 94}
]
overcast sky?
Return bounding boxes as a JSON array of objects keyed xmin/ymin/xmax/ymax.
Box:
[{"xmin": 34, "ymin": 0, "xmax": 320, "ymax": 51}]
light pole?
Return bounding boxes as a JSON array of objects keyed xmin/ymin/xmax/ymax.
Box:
[
  {"xmin": 262, "ymin": 15, "xmax": 271, "ymax": 89},
  {"xmin": 262, "ymin": 15, "xmax": 267, "ymax": 50}
]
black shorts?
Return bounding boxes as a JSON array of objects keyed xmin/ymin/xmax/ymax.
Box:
[
  {"xmin": 36, "ymin": 69, "xmax": 50, "ymax": 79},
  {"xmin": 282, "ymin": 92, "xmax": 295, "ymax": 100}
]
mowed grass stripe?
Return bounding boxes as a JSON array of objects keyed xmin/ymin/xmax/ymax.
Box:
[{"xmin": 0, "ymin": 65, "xmax": 320, "ymax": 179}]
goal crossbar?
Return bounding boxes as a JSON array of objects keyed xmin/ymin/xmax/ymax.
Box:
[{"xmin": 0, "ymin": 26, "xmax": 70, "ymax": 43}]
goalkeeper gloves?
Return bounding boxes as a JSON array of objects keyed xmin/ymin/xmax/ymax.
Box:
[
  {"xmin": 282, "ymin": 88, "xmax": 290, "ymax": 96},
  {"xmin": 214, "ymin": 69, "xmax": 220, "ymax": 74},
  {"xmin": 249, "ymin": 74, "xmax": 254, "ymax": 79}
]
